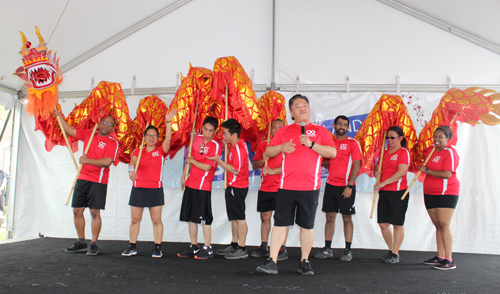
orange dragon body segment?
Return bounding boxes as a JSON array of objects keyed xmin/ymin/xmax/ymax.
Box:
[
  {"xmin": 414, "ymin": 87, "xmax": 500, "ymax": 168},
  {"xmin": 210, "ymin": 56, "xmax": 264, "ymax": 152},
  {"xmin": 256, "ymin": 90, "xmax": 287, "ymax": 140},
  {"xmin": 169, "ymin": 65, "xmax": 213, "ymax": 158},
  {"xmin": 131, "ymin": 95, "xmax": 169, "ymax": 152},
  {"xmin": 14, "ymin": 27, "xmax": 63, "ymax": 118},
  {"xmin": 354, "ymin": 94, "xmax": 418, "ymax": 177}
]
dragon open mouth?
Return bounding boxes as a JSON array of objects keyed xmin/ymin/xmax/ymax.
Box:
[{"xmin": 26, "ymin": 62, "xmax": 57, "ymax": 90}]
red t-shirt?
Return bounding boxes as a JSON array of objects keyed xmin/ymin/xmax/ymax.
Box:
[
  {"xmin": 253, "ymin": 140, "xmax": 283, "ymax": 192},
  {"xmin": 76, "ymin": 129, "xmax": 119, "ymax": 185},
  {"xmin": 186, "ymin": 135, "xmax": 222, "ymax": 191},
  {"xmin": 327, "ymin": 137, "xmax": 363, "ymax": 186},
  {"xmin": 270, "ymin": 123, "xmax": 336, "ymax": 191},
  {"xmin": 379, "ymin": 148, "xmax": 410, "ymax": 191},
  {"xmin": 423, "ymin": 145, "xmax": 460, "ymax": 195},
  {"xmin": 227, "ymin": 139, "xmax": 249, "ymax": 189},
  {"xmin": 131, "ymin": 145, "xmax": 167, "ymax": 188}
]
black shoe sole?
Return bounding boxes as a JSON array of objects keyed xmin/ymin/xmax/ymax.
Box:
[{"xmin": 65, "ymin": 249, "xmax": 88, "ymax": 253}]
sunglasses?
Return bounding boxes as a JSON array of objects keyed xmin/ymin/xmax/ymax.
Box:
[
  {"xmin": 385, "ymin": 136, "xmax": 400, "ymax": 140},
  {"xmin": 100, "ymin": 121, "xmax": 114, "ymax": 127},
  {"xmin": 199, "ymin": 143, "xmax": 205, "ymax": 154}
]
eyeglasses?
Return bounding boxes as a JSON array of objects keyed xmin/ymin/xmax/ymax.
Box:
[
  {"xmin": 100, "ymin": 121, "xmax": 114, "ymax": 127},
  {"xmin": 336, "ymin": 122, "xmax": 349, "ymax": 128},
  {"xmin": 385, "ymin": 136, "xmax": 400, "ymax": 140},
  {"xmin": 199, "ymin": 143, "xmax": 205, "ymax": 154},
  {"xmin": 145, "ymin": 134, "xmax": 158, "ymax": 138}
]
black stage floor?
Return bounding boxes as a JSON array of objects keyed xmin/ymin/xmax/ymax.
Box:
[{"xmin": 0, "ymin": 238, "xmax": 498, "ymax": 293}]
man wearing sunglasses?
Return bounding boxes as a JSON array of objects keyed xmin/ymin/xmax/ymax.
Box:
[
  {"xmin": 315, "ymin": 115, "xmax": 362, "ymax": 262},
  {"xmin": 54, "ymin": 110, "xmax": 119, "ymax": 256}
]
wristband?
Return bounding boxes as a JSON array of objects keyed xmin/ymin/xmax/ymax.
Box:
[
  {"xmin": 128, "ymin": 166, "xmax": 135, "ymax": 172},
  {"xmin": 309, "ymin": 141, "xmax": 315, "ymax": 149},
  {"xmin": 166, "ymin": 120, "xmax": 172, "ymax": 123}
]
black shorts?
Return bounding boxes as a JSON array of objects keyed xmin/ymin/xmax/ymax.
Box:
[
  {"xmin": 424, "ymin": 194, "xmax": 459, "ymax": 209},
  {"xmin": 225, "ymin": 186, "xmax": 248, "ymax": 221},
  {"xmin": 377, "ymin": 190, "xmax": 409, "ymax": 226},
  {"xmin": 180, "ymin": 186, "xmax": 213, "ymax": 225},
  {"xmin": 322, "ymin": 183, "xmax": 356, "ymax": 215},
  {"xmin": 72, "ymin": 179, "xmax": 107, "ymax": 210},
  {"xmin": 274, "ymin": 189, "xmax": 320, "ymax": 230},
  {"xmin": 129, "ymin": 187, "xmax": 164, "ymax": 207},
  {"xmin": 257, "ymin": 190, "xmax": 278, "ymax": 212}
]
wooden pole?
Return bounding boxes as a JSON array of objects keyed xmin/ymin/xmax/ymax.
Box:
[
  {"xmin": 65, "ymin": 111, "xmax": 103, "ymax": 205},
  {"xmin": 134, "ymin": 122, "xmax": 150, "ymax": 171},
  {"xmin": 57, "ymin": 116, "xmax": 79, "ymax": 170},
  {"xmin": 183, "ymin": 102, "xmax": 199, "ymax": 183},
  {"xmin": 224, "ymin": 84, "xmax": 229, "ymax": 189},
  {"xmin": 370, "ymin": 131, "xmax": 387, "ymax": 218},
  {"xmin": 401, "ymin": 112, "xmax": 459, "ymax": 200}
]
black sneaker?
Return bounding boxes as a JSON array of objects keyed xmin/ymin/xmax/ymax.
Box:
[
  {"xmin": 434, "ymin": 259, "xmax": 456, "ymax": 270},
  {"xmin": 298, "ymin": 260, "xmax": 314, "ymax": 276},
  {"xmin": 216, "ymin": 245, "xmax": 237, "ymax": 256},
  {"xmin": 256, "ymin": 258, "xmax": 278, "ymax": 275},
  {"xmin": 384, "ymin": 253, "xmax": 399, "ymax": 264},
  {"xmin": 251, "ymin": 246, "xmax": 270, "ymax": 258},
  {"xmin": 424, "ymin": 256, "xmax": 443, "ymax": 265},
  {"xmin": 381, "ymin": 250, "xmax": 393, "ymax": 260},
  {"xmin": 177, "ymin": 245, "xmax": 199, "ymax": 258},
  {"xmin": 277, "ymin": 248, "xmax": 288, "ymax": 261},
  {"xmin": 194, "ymin": 246, "xmax": 214, "ymax": 260},
  {"xmin": 121, "ymin": 246, "xmax": 138, "ymax": 257},
  {"xmin": 314, "ymin": 247, "xmax": 333, "ymax": 259},
  {"xmin": 340, "ymin": 249, "xmax": 353, "ymax": 261},
  {"xmin": 86, "ymin": 243, "xmax": 99, "ymax": 256},
  {"xmin": 152, "ymin": 248, "xmax": 163, "ymax": 258},
  {"xmin": 65, "ymin": 241, "xmax": 88, "ymax": 253},
  {"xmin": 224, "ymin": 248, "xmax": 249, "ymax": 260}
]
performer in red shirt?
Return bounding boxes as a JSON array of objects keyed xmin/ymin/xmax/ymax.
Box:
[
  {"xmin": 54, "ymin": 109, "xmax": 119, "ymax": 256},
  {"xmin": 420, "ymin": 126, "xmax": 460, "ymax": 270},
  {"xmin": 373, "ymin": 126, "xmax": 410, "ymax": 264},
  {"xmin": 257, "ymin": 94, "xmax": 337, "ymax": 275},
  {"xmin": 315, "ymin": 115, "xmax": 362, "ymax": 262},
  {"xmin": 208, "ymin": 119, "xmax": 250, "ymax": 260},
  {"xmin": 121, "ymin": 109, "xmax": 176, "ymax": 258},
  {"xmin": 177, "ymin": 117, "xmax": 222, "ymax": 260},
  {"xmin": 251, "ymin": 119, "xmax": 289, "ymax": 260}
]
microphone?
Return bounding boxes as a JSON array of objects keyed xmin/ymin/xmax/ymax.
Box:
[{"xmin": 300, "ymin": 122, "xmax": 305, "ymax": 146}]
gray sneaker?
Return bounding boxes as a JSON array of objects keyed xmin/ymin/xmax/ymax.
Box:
[
  {"xmin": 384, "ymin": 254, "xmax": 399, "ymax": 264},
  {"xmin": 224, "ymin": 248, "xmax": 249, "ymax": 259},
  {"xmin": 277, "ymin": 248, "xmax": 288, "ymax": 261},
  {"xmin": 256, "ymin": 258, "xmax": 278, "ymax": 275},
  {"xmin": 65, "ymin": 241, "xmax": 88, "ymax": 253},
  {"xmin": 86, "ymin": 243, "xmax": 99, "ymax": 256},
  {"xmin": 251, "ymin": 246, "xmax": 269, "ymax": 258},
  {"xmin": 217, "ymin": 245, "xmax": 237, "ymax": 256},
  {"xmin": 340, "ymin": 249, "xmax": 352, "ymax": 261},
  {"xmin": 314, "ymin": 247, "xmax": 333, "ymax": 259}
]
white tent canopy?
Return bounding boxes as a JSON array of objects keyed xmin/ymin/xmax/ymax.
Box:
[{"xmin": 2, "ymin": 0, "xmax": 500, "ymax": 254}]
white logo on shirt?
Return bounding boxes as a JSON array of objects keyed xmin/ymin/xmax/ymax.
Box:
[
  {"xmin": 306, "ymin": 130, "xmax": 316, "ymax": 137},
  {"xmin": 432, "ymin": 156, "xmax": 441, "ymax": 163},
  {"xmin": 98, "ymin": 142, "xmax": 106, "ymax": 149},
  {"xmin": 152, "ymin": 151, "xmax": 159, "ymax": 157},
  {"xmin": 390, "ymin": 154, "xmax": 398, "ymax": 161},
  {"xmin": 340, "ymin": 144, "xmax": 347, "ymax": 150},
  {"xmin": 203, "ymin": 146, "xmax": 209, "ymax": 154}
]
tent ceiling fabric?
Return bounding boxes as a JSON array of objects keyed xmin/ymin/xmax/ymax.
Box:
[{"xmin": 1, "ymin": 0, "xmax": 500, "ymax": 94}]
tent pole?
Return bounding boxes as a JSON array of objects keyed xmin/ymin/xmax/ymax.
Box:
[{"xmin": 6, "ymin": 98, "xmax": 22, "ymax": 239}]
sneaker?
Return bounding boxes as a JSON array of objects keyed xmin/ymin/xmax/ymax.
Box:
[
  {"xmin": 86, "ymin": 243, "xmax": 99, "ymax": 256},
  {"xmin": 251, "ymin": 246, "xmax": 269, "ymax": 258},
  {"xmin": 121, "ymin": 247, "xmax": 138, "ymax": 257},
  {"xmin": 434, "ymin": 259, "xmax": 456, "ymax": 270},
  {"xmin": 384, "ymin": 253, "xmax": 399, "ymax": 264},
  {"xmin": 298, "ymin": 260, "xmax": 314, "ymax": 276},
  {"xmin": 256, "ymin": 258, "xmax": 278, "ymax": 275},
  {"xmin": 340, "ymin": 249, "xmax": 353, "ymax": 261},
  {"xmin": 217, "ymin": 245, "xmax": 237, "ymax": 256},
  {"xmin": 277, "ymin": 248, "xmax": 289, "ymax": 261},
  {"xmin": 177, "ymin": 245, "xmax": 200, "ymax": 258},
  {"xmin": 314, "ymin": 247, "xmax": 333, "ymax": 259},
  {"xmin": 65, "ymin": 241, "xmax": 88, "ymax": 253},
  {"xmin": 224, "ymin": 248, "xmax": 249, "ymax": 259},
  {"xmin": 424, "ymin": 256, "xmax": 443, "ymax": 265},
  {"xmin": 381, "ymin": 251, "xmax": 393, "ymax": 260},
  {"xmin": 194, "ymin": 246, "xmax": 214, "ymax": 260},
  {"xmin": 152, "ymin": 248, "xmax": 163, "ymax": 258}
]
